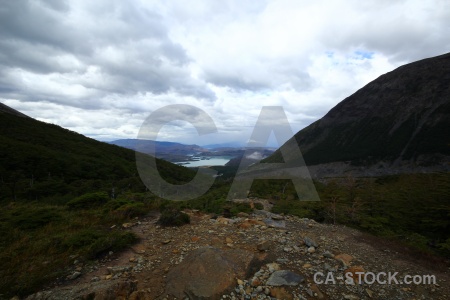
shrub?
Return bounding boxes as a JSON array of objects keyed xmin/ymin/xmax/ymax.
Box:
[
  {"xmin": 10, "ymin": 207, "xmax": 61, "ymax": 230},
  {"xmin": 230, "ymin": 203, "xmax": 252, "ymax": 216},
  {"xmin": 158, "ymin": 208, "xmax": 190, "ymax": 227},
  {"xmin": 254, "ymin": 202, "xmax": 264, "ymax": 210},
  {"xmin": 67, "ymin": 191, "xmax": 109, "ymax": 209},
  {"xmin": 63, "ymin": 228, "xmax": 137, "ymax": 258}
]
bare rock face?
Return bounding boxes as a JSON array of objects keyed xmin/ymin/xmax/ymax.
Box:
[{"xmin": 164, "ymin": 247, "xmax": 259, "ymax": 299}]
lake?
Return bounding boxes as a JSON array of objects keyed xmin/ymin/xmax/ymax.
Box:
[{"xmin": 177, "ymin": 156, "xmax": 232, "ymax": 167}]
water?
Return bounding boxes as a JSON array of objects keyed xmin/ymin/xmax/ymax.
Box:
[{"xmin": 177, "ymin": 156, "xmax": 232, "ymax": 167}]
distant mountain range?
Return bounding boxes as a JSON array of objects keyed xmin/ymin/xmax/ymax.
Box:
[
  {"xmin": 267, "ymin": 52, "xmax": 450, "ymax": 177},
  {"xmin": 109, "ymin": 139, "xmax": 207, "ymax": 162},
  {"xmin": 110, "ymin": 139, "xmax": 274, "ymax": 166}
]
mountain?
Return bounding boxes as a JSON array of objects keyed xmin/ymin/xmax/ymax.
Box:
[
  {"xmin": 110, "ymin": 139, "xmax": 207, "ymax": 162},
  {"xmin": 0, "ymin": 102, "xmax": 30, "ymax": 118},
  {"xmin": 0, "ymin": 104, "xmax": 196, "ymax": 200},
  {"xmin": 202, "ymin": 142, "xmax": 245, "ymax": 149},
  {"xmin": 267, "ymin": 52, "xmax": 450, "ymax": 177}
]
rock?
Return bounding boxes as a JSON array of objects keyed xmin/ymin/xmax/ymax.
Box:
[
  {"xmin": 310, "ymin": 284, "xmax": 325, "ymax": 299},
  {"xmin": 257, "ymin": 240, "xmax": 271, "ymax": 251},
  {"xmin": 307, "ymin": 246, "xmax": 315, "ymax": 253},
  {"xmin": 343, "ymin": 294, "xmax": 360, "ymax": 300},
  {"xmin": 165, "ymin": 247, "xmax": 259, "ymax": 299},
  {"xmin": 344, "ymin": 266, "xmax": 365, "ymax": 284},
  {"xmin": 263, "ymin": 218, "xmax": 286, "ymax": 228},
  {"xmin": 238, "ymin": 222, "xmax": 252, "ymax": 229},
  {"xmin": 302, "ymin": 263, "xmax": 312, "ymax": 269},
  {"xmin": 122, "ymin": 222, "xmax": 134, "ymax": 228},
  {"xmin": 304, "ymin": 237, "xmax": 318, "ymax": 248},
  {"xmin": 217, "ymin": 217, "xmax": 232, "ymax": 224},
  {"xmin": 335, "ymin": 253, "xmax": 353, "ymax": 266},
  {"xmin": 267, "ymin": 263, "xmax": 280, "ymax": 272},
  {"xmin": 323, "ymin": 250, "xmax": 334, "ymax": 258},
  {"xmin": 271, "ymin": 214, "xmax": 285, "ymax": 220},
  {"xmin": 68, "ymin": 271, "xmax": 81, "ymax": 280},
  {"xmin": 225, "ymin": 237, "xmax": 233, "ymax": 244},
  {"xmin": 366, "ymin": 288, "xmax": 374, "ymax": 298},
  {"xmin": 270, "ymin": 287, "xmax": 293, "ymax": 300},
  {"xmin": 162, "ymin": 239, "xmax": 171, "ymax": 245},
  {"xmin": 107, "ymin": 266, "xmax": 132, "ymax": 275},
  {"xmin": 237, "ymin": 212, "xmax": 249, "ymax": 218},
  {"xmin": 266, "ymin": 270, "xmax": 305, "ymax": 286},
  {"xmin": 248, "ymin": 219, "xmax": 266, "ymax": 226}
]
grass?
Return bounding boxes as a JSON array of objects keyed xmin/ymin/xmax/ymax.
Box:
[{"xmin": 0, "ymin": 193, "xmax": 160, "ymax": 298}]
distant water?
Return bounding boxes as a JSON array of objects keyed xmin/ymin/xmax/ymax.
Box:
[{"xmin": 177, "ymin": 156, "xmax": 231, "ymax": 167}]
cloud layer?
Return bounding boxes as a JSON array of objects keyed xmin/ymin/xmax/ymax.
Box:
[{"xmin": 1, "ymin": 0, "xmax": 449, "ymax": 146}]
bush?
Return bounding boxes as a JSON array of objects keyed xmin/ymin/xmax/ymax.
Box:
[
  {"xmin": 230, "ymin": 203, "xmax": 252, "ymax": 216},
  {"xmin": 63, "ymin": 229, "xmax": 137, "ymax": 258},
  {"xmin": 158, "ymin": 208, "xmax": 190, "ymax": 227},
  {"xmin": 67, "ymin": 191, "xmax": 109, "ymax": 209},
  {"xmin": 9, "ymin": 207, "xmax": 61, "ymax": 230},
  {"xmin": 254, "ymin": 202, "xmax": 264, "ymax": 210}
]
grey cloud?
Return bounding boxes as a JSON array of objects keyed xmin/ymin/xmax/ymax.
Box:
[{"xmin": 0, "ymin": 0, "xmax": 215, "ymax": 108}]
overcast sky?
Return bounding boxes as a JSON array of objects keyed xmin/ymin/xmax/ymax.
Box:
[{"xmin": 1, "ymin": 0, "xmax": 449, "ymax": 146}]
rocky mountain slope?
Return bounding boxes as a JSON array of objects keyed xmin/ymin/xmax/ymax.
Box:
[
  {"xmin": 267, "ymin": 52, "xmax": 450, "ymax": 177},
  {"xmin": 24, "ymin": 208, "xmax": 449, "ymax": 300}
]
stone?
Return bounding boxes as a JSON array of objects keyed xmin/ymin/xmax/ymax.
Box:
[
  {"xmin": 122, "ymin": 222, "xmax": 134, "ymax": 228},
  {"xmin": 257, "ymin": 240, "xmax": 271, "ymax": 251},
  {"xmin": 266, "ymin": 263, "xmax": 280, "ymax": 273},
  {"xmin": 217, "ymin": 217, "xmax": 232, "ymax": 224},
  {"xmin": 107, "ymin": 266, "xmax": 132, "ymax": 275},
  {"xmin": 68, "ymin": 271, "xmax": 81, "ymax": 280},
  {"xmin": 165, "ymin": 247, "xmax": 259, "ymax": 299},
  {"xmin": 344, "ymin": 266, "xmax": 365, "ymax": 284},
  {"xmin": 323, "ymin": 250, "xmax": 334, "ymax": 258},
  {"xmin": 307, "ymin": 246, "xmax": 315, "ymax": 253},
  {"xmin": 225, "ymin": 237, "xmax": 233, "ymax": 244},
  {"xmin": 263, "ymin": 219, "xmax": 286, "ymax": 228},
  {"xmin": 302, "ymin": 263, "xmax": 312, "ymax": 269},
  {"xmin": 310, "ymin": 284, "xmax": 325, "ymax": 299},
  {"xmin": 343, "ymin": 294, "xmax": 360, "ymax": 300},
  {"xmin": 270, "ymin": 287, "xmax": 293, "ymax": 300},
  {"xmin": 304, "ymin": 237, "xmax": 318, "ymax": 248},
  {"xmin": 271, "ymin": 214, "xmax": 285, "ymax": 220},
  {"xmin": 266, "ymin": 270, "xmax": 305, "ymax": 286},
  {"xmin": 335, "ymin": 253, "xmax": 353, "ymax": 266},
  {"xmin": 237, "ymin": 212, "xmax": 249, "ymax": 218}
]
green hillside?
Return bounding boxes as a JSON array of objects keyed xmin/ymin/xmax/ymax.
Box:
[
  {"xmin": 0, "ymin": 110, "xmax": 197, "ymax": 202},
  {"xmin": 0, "ymin": 107, "xmax": 198, "ymax": 297}
]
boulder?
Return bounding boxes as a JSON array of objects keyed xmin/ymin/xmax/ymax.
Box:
[
  {"xmin": 165, "ymin": 247, "xmax": 260, "ymax": 299},
  {"xmin": 266, "ymin": 270, "xmax": 305, "ymax": 286}
]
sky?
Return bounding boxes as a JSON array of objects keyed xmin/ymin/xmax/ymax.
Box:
[{"xmin": 1, "ymin": 0, "xmax": 449, "ymax": 147}]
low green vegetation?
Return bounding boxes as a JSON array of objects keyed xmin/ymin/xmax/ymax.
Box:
[
  {"xmin": 0, "ymin": 192, "xmax": 160, "ymax": 297},
  {"xmin": 254, "ymin": 173, "xmax": 450, "ymax": 256}
]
